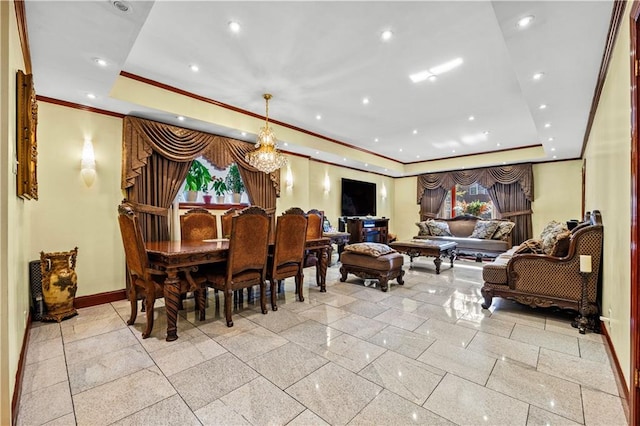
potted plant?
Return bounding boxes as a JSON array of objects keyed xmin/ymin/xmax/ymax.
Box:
[
  {"xmin": 211, "ymin": 177, "xmax": 228, "ymax": 204},
  {"xmin": 185, "ymin": 159, "xmax": 212, "ymax": 203},
  {"xmin": 225, "ymin": 163, "xmax": 245, "ymax": 204}
]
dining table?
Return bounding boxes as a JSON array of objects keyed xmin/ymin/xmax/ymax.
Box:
[{"xmin": 145, "ymin": 237, "xmax": 331, "ymax": 341}]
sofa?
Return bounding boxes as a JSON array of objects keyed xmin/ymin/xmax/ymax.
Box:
[
  {"xmin": 481, "ymin": 210, "xmax": 603, "ymax": 317},
  {"xmin": 413, "ymin": 215, "xmax": 515, "ymax": 258}
]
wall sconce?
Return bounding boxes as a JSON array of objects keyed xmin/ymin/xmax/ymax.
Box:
[
  {"xmin": 381, "ymin": 183, "xmax": 387, "ymax": 199},
  {"xmin": 285, "ymin": 165, "xmax": 293, "ymax": 189},
  {"xmin": 80, "ymin": 138, "xmax": 96, "ymax": 187},
  {"xmin": 323, "ymin": 173, "xmax": 331, "ymax": 192}
]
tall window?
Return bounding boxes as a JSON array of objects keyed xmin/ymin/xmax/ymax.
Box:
[{"xmin": 438, "ymin": 183, "xmax": 495, "ymax": 219}]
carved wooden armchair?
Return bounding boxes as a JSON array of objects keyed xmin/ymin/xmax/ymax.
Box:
[
  {"xmin": 221, "ymin": 207, "xmax": 240, "ymax": 238},
  {"xmin": 304, "ymin": 209, "xmax": 325, "ymax": 284},
  {"xmin": 180, "ymin": 208, "xmax": 218, "ymax": 240},
  {"xmin": 117, "ymin": 202, "xmax": 205, "ymax": 338}
]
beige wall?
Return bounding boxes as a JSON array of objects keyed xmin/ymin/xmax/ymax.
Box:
[{"xmin": 583, "ymin": 3, "xmax": 632, "ymax": 387}]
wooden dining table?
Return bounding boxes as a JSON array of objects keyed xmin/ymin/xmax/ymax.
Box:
[{"xmin": 145, "ymin": 237, "xmax": 331, "ymax": 341}]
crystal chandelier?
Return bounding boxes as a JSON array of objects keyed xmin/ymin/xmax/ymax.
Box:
[{"xmin": 245, "ymin": 93, "xmax": 288, "ymax": 174}]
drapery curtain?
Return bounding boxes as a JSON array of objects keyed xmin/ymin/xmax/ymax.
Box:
[
  {"xmin": 416, "ymin": 164, "xmax": 533, "ymax": 244},
  {"xmin": 122, "ymin": 116, "xmax": 280, "ymax": 242},
  {"xmin": 419, "ymin": 187, "xmax": 448, "ymax": 219}
]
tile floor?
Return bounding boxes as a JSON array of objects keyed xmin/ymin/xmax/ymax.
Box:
[{"xmin": 17, "ymin": 257, "xmax": 628, "ymax": 425}]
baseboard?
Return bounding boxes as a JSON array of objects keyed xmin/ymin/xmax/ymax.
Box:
[
  {"xmin": 601, "ymin": 322, "xmax": 630, "ymax": 422},
  {"xmin": 11, "ymin": 312, "xmax": 31, "ymax": 426},
  {"xmin": 74, "ymin": 289, "xmax": 126, "ymax": 309}
]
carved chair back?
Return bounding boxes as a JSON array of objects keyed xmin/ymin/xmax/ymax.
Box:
[
  {"xmin": 306, "ymin": 209, "xmax": 324, "ymax": 240},
  {"xmin": 270, "ymin": 208, "xmax": 308, "ymax": 279},
  {"xmin": 221, "ymin": 207, "xmax": 240, "ymax": 238},
  {"xmin": 226, "ymin": 206, "xmax": 271, "ymax": 282},
  {"xmin": 180, "ymin": 208, "xmax": 218, "ymax": 241},
  {"xmin": 117, "ymin": 202, "xmax": 149, "ymax": 278}
]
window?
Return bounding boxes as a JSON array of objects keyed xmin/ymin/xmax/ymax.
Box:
[{"xmin": 438, "ymin": 183, "xmax": 495, "ymax": 219}]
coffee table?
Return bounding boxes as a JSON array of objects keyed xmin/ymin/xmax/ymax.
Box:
[{"xmin": 389, "ymin": 240, "xmax": 457, "ymax": 274}]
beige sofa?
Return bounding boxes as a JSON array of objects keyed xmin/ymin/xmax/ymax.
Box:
[
  {"xmin": 481, "ymin": 211, "xmax": 603, "ymax": 316},
  {"xmin": 413, "ymin": 215, "xmax": 514, "ymax": 258}
]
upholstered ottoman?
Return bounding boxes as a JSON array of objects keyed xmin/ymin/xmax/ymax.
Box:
[{"xmin": 339, "ymin": 243, "xmax": 405, "ymax": 292}]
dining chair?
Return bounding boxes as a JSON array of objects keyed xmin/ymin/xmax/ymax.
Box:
[
  {"xmin": 304, "ymin": 209, "xmax": 325, "ymax": 284},
  {"xmin": 207, "ymin": 206, "xmax": 271, "ymax": 327},
  {"xmin": 117, "ymin": 202, "xmax": 205, "ymax": 338},
  {"xmin": 267, "ymin": 207, "xmax": 308, "ymax": 311},
  {"xmin": 221, "ymin": 207, "xmax": 240, "ymax": 238},
  {"xmin": 180, "ymin": 208, "xmax": 218, "ymax": 240}
]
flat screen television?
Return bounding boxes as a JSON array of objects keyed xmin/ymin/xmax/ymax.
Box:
[{"xmin": 341, "ymin": 178, "xmax": 376, "ymax": 217}]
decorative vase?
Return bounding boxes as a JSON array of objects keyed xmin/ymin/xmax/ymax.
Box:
[
  {"xmin": 203, "ymin": 194, "xmax": 212, "ymax": 204},
  {"xmin": 40, "ymin": 247, "xmax": 78, "ymax": 322},
  {"xmin": 186, "ymin": 190, "xmax": 198, "ymax": 202},
  {"xmin": 232, "ymin": 192, "xmax": 242, "ymax": 204},
  {"xmin": 216, "ymin": 195, "xmax": 225, "ymax": 204}
]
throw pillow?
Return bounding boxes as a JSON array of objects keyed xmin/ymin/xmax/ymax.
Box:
[
  {"xmin": 470, "ymin": 220, "xmax": 501, "ymax": 239},
  {"xmin": 415, "ymin": 221, "xmax": 431, "ymax": 236},
  {"xmin": 426, "ymin": 220, "xmax": 452, "ymax": 237},
  {"xmin": 540, "ymin": 221, "xmax": 569, "ymax": 255},
  {"xmin": 550, "ymin": 231, "xmax": 571, "ymax": 257},
  {"xmin": 491, "ymin": 221, "xmax": 515, "ymax": 241},
  {"xmin": 344, "ymin": 242, "xmax": 396, "ymax": 257},
  {"xmin": 514, "ymin": 238, "xmax": 544, "ymax": 254}
]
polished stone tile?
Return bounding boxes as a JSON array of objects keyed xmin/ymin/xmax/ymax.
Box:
[
  {"xmin": 60, "ymin": 304, "xmax": 119, "ymax": 329},
  {"xmin": 64, "ymin": 328, "xmax": 138, "ymax": 365},
  {"xmin": 278, "ymin": 297, "xmax": 320, "ymax": 313},
  {"xmin": 537, "ymin": 348, "xmax": 618, "ymax": 396},
  {"xmin": 526, "ymin": 406, "xmax": 581, "ymax": 426},
  {"xmin": 367, "ymin": 326, "xmax": 435, "ymax": 359},
  {"xmin": 378, "ymin": 295, "xmax": 424, "ymax": 312},
  {"xmin": 581, "ymin": 387, "xmax": 627, "ymax": 426},
  {"xmin": 300, "ymin": 304, "xmax": 351, "ymax": 325},
  {"xmin": 349, "ymin": 389, "xmax": 454, "ymax": 425},
  {"xmin": 17, "ymin": 381, "xmax": 72, "ymax": 426},
  {"xmin": 198, "ymin": 316, "xmax": 258, "ymax": 341},
  {"xmin": 424, "ymin": 374, "xmax": 529, "ymax": 425},
  {"xmin": 414, "ymin": 318, "xmax": 477, "ymax": 348},
  {"xmin": 134, "ymin": 322, "xmax": 207, "ymax": 353},
  {"xmin": 413, "ymin": 303, "xmax": 464, "ymax": 324},
  {"xmin": 308, "ymin": 290, "xmax": 357, "ymax": 307},
  {"xmin": 247, "ymin": 342, "xmax": 328, "ymax": 389},
  {"xmin": 467, "ymin": 331, "xmax": 540, "ymax": 368},
  {"xmin": 486, "ymin": 360, "xmax": 584, "ymax": 423},
  {"xmin": 578, "ymin": 338, "xmax": 609, "ymax": 364},
  {"xmin": 240, "ymin": 305, "xmax": 307, "ymax": 333},
  {"xmin": 545, "ymin": 317, "xmax": 605, "ymax": 342},
  {"xmin": 149, "ymin": 333, "xmax": 227, "ymax": 376},
  {"xmin": 61, "ymin": 314, "xmax": 127, "ymax": 344},
  {"xmin": 21, "ymin": 355, "xmax": 68, "ymax": 395},
  {"xmin": 217, "ymin": 325, "xmax": 288, "ymax": 361},
  {"xmin": 511, "ymin": 324, "xmax": 579, "ymax": 356},
  {"xmin": 286, "ymin": 363, "xmax": 382, "ymax": 425},
  {"xmin": 281, "ymin": 321, "xmax": 343, "ymax": 350},
  {"xmin": 168, "ymin": 352, "xmax": 258, "ymax": 411},
  {"xmin": 220, "ymin": 377, "xmax": 305, "ymax": 425},
  {"xmin": 372, "ymin": 308, "xmax": 426, "ymax": 331},
  {"xmin": 288, "ymin": 409, "xmax": 330, "ymax": 426},
  {"xmin": 349, "ymin": 287, "xmax": 393, "ymax": 303},
  {"xmin": 314, "ymin": 333, "xmax": 386, "ymax": 372},
  {"xmin": 409, "ymin": 283, "xmax": 457, "ymax": 296},
  {"xmin": 455, "ymin": 314, "xmax": 515, "ymax": 338},
  {"xmin": 341, "ymin": 299, "xmax": 389, "ymax": 318},
  {"xmin": 73, "ymin": 367, "xmax": 176, "ymax": 426},
  {"xmin": 25, "ymin": 334, "xmax": 63, "ymax": 365},
  {"xmin": 359, "ymin": 351, "xmax": 444, "ymax": 404},
  {"xmin": 111, "ymin": 394, "xmax": 201, "ymax": 426},
  {"xmin": 194, "ymin": 399, "xmax": 251, "ymax": 425},
  {"xmin": 68, "ymin": 344, "xmax": 153, "ymax": 394},
  {"xmin": 417, "ymin": 340, "xmax": 496, "ymax": 385},
  {"xmin": 328, "ymin": 314, "xmax": 387, "ymax": 339},
  {"xmin": 29, "ymin": 322, "xmax": 62, "ymax": 344},
  {"xmin": 42, "ymin": 413, "xmax": 76, "ymax": 426},
  {"xmin": 489, "ymin": 301, "xmax": 547, "ymax": 329}
]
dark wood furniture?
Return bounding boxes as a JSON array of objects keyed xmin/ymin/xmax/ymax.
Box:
[
  {"xmin": 221, "ymin": 208, "xmax": 240, "ymax": 238},
  {"xmin": 389, "ymin": 240, "xmax": 457, "ymax": 274},
  {"xmin": 346, "ymin": 217, "xmax": 389, "ymax": 244},
  {"xmin": 268, "ymin": 207, "xmax": 308, "ymax": 310},
  {"xmin": 323, "ymin": 231, "xmax": 350, "ymax": 264},
  {"xmin": 180, "ymin": 208, "xmax": 218, "ymax": 240},
  {"xmin": 339, "ymin": 251, "xmax": 405, "ymax": 292},
  {"xmin": 145, "ymin": 236, "xmax": 331, "ymax": 340}
]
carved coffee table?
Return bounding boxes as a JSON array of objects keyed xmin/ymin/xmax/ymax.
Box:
[{"xmin": 389, "ymin": 240, "xmax": 457, "ymax": 274}]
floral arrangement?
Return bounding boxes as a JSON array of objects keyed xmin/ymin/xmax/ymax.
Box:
[{"xmin": 454, "ymin": 200, "xmax": 492, "ymax": 216}]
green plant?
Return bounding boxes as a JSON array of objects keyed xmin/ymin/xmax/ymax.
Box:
[
  {"xmin": 185, "ymin": 159, "xmax": 212, "ymax": 192},
  {"xmin": 455, "ymin": 200, "xmax": 491, "ymax": 216},
  {"xmin": 225, "ymin": 163, "xmax": 245, "ymax": 194},
  {"xmin": 211, "ymin": 177, "xmax": 227, "ymax": 196}
]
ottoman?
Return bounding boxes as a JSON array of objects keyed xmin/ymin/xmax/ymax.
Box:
[{"xmin": 339, "ymin": 245, "xmax": 405, "ymax": 292}]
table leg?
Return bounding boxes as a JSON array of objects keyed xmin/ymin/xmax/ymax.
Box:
[
  {"xmin": 433, "ymin": 256, "xmax": 442, "ymax": 274},
  {"xmin": 449, "ymin": 250, "xmax": 456, "ymax": 267},
  {"xmin": 317, "ymin": 247, "xmax": 328, "ymax": 292},
  {"xmin": 163, "ymin": 270, "xmax": 181, "ymax": 341}
]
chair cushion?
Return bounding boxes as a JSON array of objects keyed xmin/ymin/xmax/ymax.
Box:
[
  {"xmin": 482, "ymin": 255, "xmax": 510, "ymax": 284},
  {"xmin": 341, "ymin": 251, "xmax": 404, "ymax": 271},
  {"xmin": 344, "ymin": 242, "xmax": 396, "ymax": 257},
  {"xmin": 491, "ymin": 221, "xmax": 515, "ymax": 240},
  {"xmin": 469, "ymin": 220, "xmax": 500, "ymax": 239}
]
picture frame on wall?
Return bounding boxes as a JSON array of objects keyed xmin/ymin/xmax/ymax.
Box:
[{"xmin": 16, "ymin": 70, "xmax": 38, "ymax": 200}]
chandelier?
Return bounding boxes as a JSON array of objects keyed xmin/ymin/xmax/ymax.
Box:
[{"xmin": 245, "ymin": 93, "xmax": 288, "ymax": 174}]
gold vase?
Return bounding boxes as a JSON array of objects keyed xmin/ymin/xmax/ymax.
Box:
[{"xmin": 40, "ymin": 247, "xmax": 78, "ymax": 322}]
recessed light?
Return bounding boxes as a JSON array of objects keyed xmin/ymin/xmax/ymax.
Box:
[
  {"xmin": 496, "ymin": 143, "xmax": 501, "ymax": 147},
  {"xmin": 86, "ymin": 93, "xmax": 96, "ymax": 99},
  {"xmin": 177, "ymin": 116, "xmax": 185, "ymax": 121},
  {"xmin": 452, "ymin": 150, "xmax": 456, "ymax": 153},
  {"xmin": 189, "ymin": 64, "xmax": 199, "ymax": 72},
  {"xmin": 283, "ymin": 142, "xmax": 288, "ymax": 146},
  {"xmin": 365, "ymin": 163, "xmax": 369, "ymax": 167},
  {"xmin": 544, "ymin": 123, "xmax": 551, "ymax": 128},
  {"xmin": 412, "ymin": 129, "xmax": 418, "ymax": 135},
  {"xmin": 468, "ymin": 115, "xmax": 475, "ymax": 121},
  {"xmin": 112, "ymin": 1, "xmax": 131, "ymax": 13},
  {"xmin": 399, "ymin": 148, "xmax": 403, "ymax": 152},
  {"xmin": 551, "ymin": 147, "xmax": 556, "ymax": 151},
  {"xmin": 517, "ymin": 15, "xmax": 534, "ymax": 28},
  {"xmin": 228, "ymin": 21, "xmax": 241, "ymax": 33},
  {"xmin": 539, "ymin": 104, "xmax": 547, "ymax": 110},
  {"xmin": 362, "ymin": 97, "xmax": 370, "ymax": 105},
  {"xmin": 533, "ymin": 72, "xmax": 545, "ymax": 80},
  {"xmin": 483, "ymin": 131, "xmax": 490, "ymax": 135},
  {"xmin": 374, "ymin": 138, "xmax": 379, "ymax": 142},
  {"xmin": 93, "ymin": 58, "xmax": 107, "ymax": 67},
  {"xmin": 343, "ymin": 158, "xmax": 347, "ymax": 161},
  {"xmin": 241, "ymin": 132, "xmax": 247, "ymax": 136},
  {"xmin": 316, "ymin": 114, "xmax": 322, "ymax": 120},
  {"xmin": 416, "ymin": 155, "xmax": 420, "ymax": 159},
  {"xmin": 548, "ymin": 137, "xmax": 554, "ymax": 141},
  {"xmin": 553, "ymin": 155, "xmax": 557, "ymax": 159},
  {"xmin": 410, "ymin": 57, "xmax": 463, "ymax": 83},
  {"xmin": 380, "ymin": 29, "xmax": 393, "ymax": 41}
]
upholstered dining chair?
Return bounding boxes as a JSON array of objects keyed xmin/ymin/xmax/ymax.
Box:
[
  {"xmin": 267, "ymin": 207, "xmax": 308, "ymax": 311},
  {"xmin": 206, "ymin": 206, "xmax": 271, "ymax": 327},
  {"xmin": 221, "ymin": 207, "xmax": 240, "ymax": 238},
  {"xmin": 180, "ymin": 208, "xmax": 218, "ymax": 241},
  {"xmin": 117, "ymin": 202, "xmax": 205, "ymax": 338},
  {"xmin": 304, "ymin": 209, "xmax": 325, "ymax": 284}
]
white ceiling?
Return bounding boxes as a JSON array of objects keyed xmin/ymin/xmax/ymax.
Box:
[{"xmin": 24, "ymin": 1, "xmax": 613, "ymax": 176}]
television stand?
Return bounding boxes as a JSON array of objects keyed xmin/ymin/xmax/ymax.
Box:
[{"xmin": 346, "ymin": 217, "xmax": 389, "ymax": 244}]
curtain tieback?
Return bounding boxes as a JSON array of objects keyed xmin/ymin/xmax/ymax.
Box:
[
  {"xmin": 129, "ymin": 201, "xmax": 169, "ymax": 216},
  {"xmin": 500, "ymin": 209, "xmax": 532, "ymax": 218}
]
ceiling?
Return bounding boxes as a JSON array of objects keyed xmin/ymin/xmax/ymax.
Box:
[{"xmin": 24, "ymin": 1, "xmax": 613, "ymax": 176}]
